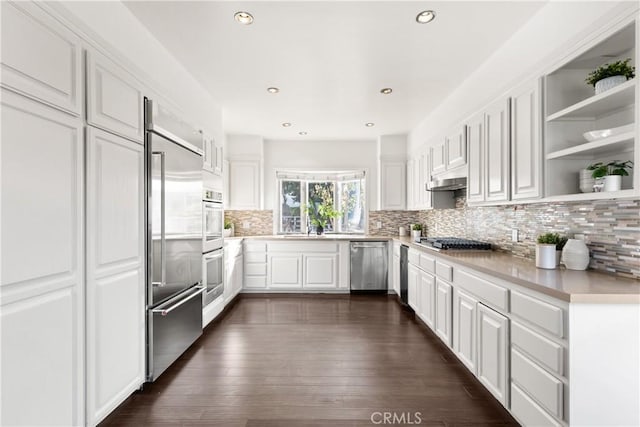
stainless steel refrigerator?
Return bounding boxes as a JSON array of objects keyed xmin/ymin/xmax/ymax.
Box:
[{"xmin": 145, "ymin": 98, "xmax": 204, "ymax": 381}]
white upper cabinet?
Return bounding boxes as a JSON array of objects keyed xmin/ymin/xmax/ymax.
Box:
[
  {"xmin": 380, "ymin": 161, "xmax": 406, "ymax": 210},
  {"xmin": 467, "ymin": 112, "xmax": 485, "ymax": 204},
  {"xmin": 203, "ymin": 135, "xmax": 224, "ymax": 176},
  {"xmin": 485, "ymin": 97, "xmax": 511, "ymax": 203},
  {"xmin": 511, "ymin": 79, "xmax": 543, "ymax": 201},
  {"xmin": 228, "ymin": 160, "xmax": 261, "ymax": 210},
  {"xmin": 1, "ymin": 1, "xmax": 82, "ymax": 115},
  {"xmin": 406, "ymin": 159, "xmax": 415, "ymax": 209},
  {"xmin": 431, "ymin": 143, "xmax": 447, "ymax": 175},
  {"xmin": 446, "ymin": 127, "xmax": 467, "ymax": 169},
  {"xmin": 544, "ymin": 20, "xmax": 637, "ymax": 201},
  {"xmin": 86, "ymin": 50, "xmax": 144, "ymax": 143}
]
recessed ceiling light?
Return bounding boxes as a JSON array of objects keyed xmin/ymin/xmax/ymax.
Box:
[
  {"xmin": 267, "ymin": 87, "xmax": 279, "ymax": 94},
  {"xmin": 299, "ymin": 131, "xmax": 307, "ymax": 136},
  {"xmin": 234, "ymin": 11, "xmax": 254, "ymax": 25},
  {"xmin": 365, "ymin": 123, "xmax": 375, "ymax": 127},
  {"xmin": 416, "ymin": 10, "xmax": 436, "ymax": 24},
  {"xmin": 282, "ymin": 122, "xmax": 292, "ymax": 127},
  {"xmin": 380, "ymin": 88, "xmax": 393, "ymax": 95}
]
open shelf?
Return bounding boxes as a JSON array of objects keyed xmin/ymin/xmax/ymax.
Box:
[
  {"xmin": 541, "ymin": 189, "xmax": 638, "ymax": 203},
  {"xmin": 546, "ymin": 132, "xmax": 635, "ymax": 159},
  {"xmin": 546, "ymin": 79, "xmax": 635, "ymax": 122}
]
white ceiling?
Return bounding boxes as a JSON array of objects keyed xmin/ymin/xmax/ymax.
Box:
[{"xmin": 123, "ymin": 1, "xmax": 546, "ymax": 140}]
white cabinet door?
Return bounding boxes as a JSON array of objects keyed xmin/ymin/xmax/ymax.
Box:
[
  {"xmin": 446, "ymin": 126, "xmax": 467, "ymax": 169},
  {"xmin": 435, "ymin": 279, "xmax": 453, "ymax": 347},
  {"xmin": 203, "ymin": 135, "xmax": 214, "ymax": 172},
  {"xmin": 86, "ymin": 127, "xmax": 145, "ymax": 426},
  {"xmin": 406, "ymin": 159, "xmax": 415, "ymax": 210},
  {"xmin": 485, "ymin": 97, "xmax": 511, "ymax": 203},
  {"xmin": 393, "ymin": 254, "xmax": 401, "ymax": 296},
  {"xmin": 454, "ymin": 289, "xmax": 478, "ymax": 374},
  {"xmin": 408, "ymin": 264, "xmax": 419, "ymax": 310},
  {"xmin": 86, "ymin": 50, "xmax": 144, "ymax": 143},
  {"xmin": 466, "ymin": 112, "xmax": 485, "ymax": 204},
  {"xmin": 229, "ymin": 160, "xmax": 261, "ymax": 210},
  {"xmin": 269, "ymin": 254, "xmax": 303, "ymax": 288},
  {"xmin": 1, "ymin": 89, "xmax": 84, "ymax": 426},
  {"xmin": 381, "ymin": 161, "xmax": 406, "ymax": 210},
  {"xmin": 1, "ymin": 1, "xmax": 82, "ymax": 115},
  {"xmin": 431, "ymin": 144, "xmax": 447, "ymax": 175},
  {"xmin": 477, "ymin": 303, "xmax": 510, "ymax": 406},
  {"xmin": 233, "ymin": 255, "xmax": 244, "ymax": 296},
  {"xmin": 214, "ymin": 143, "xmax": 224, "ymax": 176},
  {"xmin": 511, "ymin": 79, "xmax": 542, "ymax": 201},
  {"xmin": 303, "ymin": 254, "xmax": 339, "ymax": 289},
  {"xmin": 418, "ymin": 271, "xmax": 436, "ymax": 329}
]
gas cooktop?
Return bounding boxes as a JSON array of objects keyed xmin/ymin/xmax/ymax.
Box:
[{"xmin": 417, "ymin": 237, "xmax": 492, "ymax": 251}]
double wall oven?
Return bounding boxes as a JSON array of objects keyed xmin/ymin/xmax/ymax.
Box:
[{"xmin": 203, "ymin": 188, "xmax": 224, "ymax": 306}]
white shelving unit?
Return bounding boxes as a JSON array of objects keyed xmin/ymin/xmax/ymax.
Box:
[{"xmin": 543, "ymin": 20, "xmax": 637, "ymax": 199}]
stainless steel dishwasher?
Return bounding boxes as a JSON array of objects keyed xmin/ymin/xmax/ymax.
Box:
[{"xmin": 350, "ymin": 241, "xmax": 388, "ymax": 291}]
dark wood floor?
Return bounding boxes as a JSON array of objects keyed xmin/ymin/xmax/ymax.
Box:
[{"xmin": 101, "ymin": 295, "xmax": 518, "ymax": 427}]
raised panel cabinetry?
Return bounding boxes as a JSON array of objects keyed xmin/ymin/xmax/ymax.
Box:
[
  {"xmin": 86, "ymin": 50, "xmax": 144, "ymax": 142},
  {"xmin": 86, "ymin": 127, "xmax": 145, "ymax": 426},
  {"xmin": 269, "ymin": 254, "xmax": 303, "ymax": 288},
  {"xmin": 380, "ymin": 161, "xmax": 406, "ymax": 209},
  {"xmin": 435, "ymin": 279, "xmax": 453, "ymax": 347},
  {"xmin": 304, "ymin": 254, "xmax": 339, "ymax": 289},
  {"xmin": 477, "ymin": 303, "xmax": 509, "ymax": 406},
  {"xmin": 418, "ymin": 271, "xmax": 436, "ymax": 329},
  {"xmin": 203, "ymin": 135, "xmax": 223, "ymax": 176},
  {"xmin": 408, "ymin": 264, "xmax": 419, "ymax": 310},
  {"xmin": 431, "ymin": 143, "xmax": 447, "ymax": 175},
  {"xmin": 466, "ymin": 112, "xmax": 485, "ymax": 203},
  {"xmin": 1, "ymin": 1, "xmax": 82, "ymax": 115},
  {"xmin": 446, "ymin": 127, "xmax": 467, "ymax": 169},
  {"xmin": 453, "ymin": 289, "xmax": 478, "ymax": 374},
  {"xmin": 1, "ymin": 88, "xmax": 84, "ymax": 426},
  {"xmin": 229, "ymin": 160, "xmax": 261, "ymax": 210}
]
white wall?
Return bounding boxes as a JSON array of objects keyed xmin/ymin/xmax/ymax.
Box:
[
  {"xmin": 263, "ymin": 139, "xmax": 378, "ymax": 210},
  {"xmin": 378, "ymin": 134, "xmax": 407, "ymax": 160},
  {"xmin": 51, "ymin": 1, "xmax": 223, "ymax": 143},
  {"xmin": 408, "ymin": 1, "xmax": 637, "ymax": 153},
  {"xmin": 226, "ymin": 134, "xmax": 264, "ymax": 159}
]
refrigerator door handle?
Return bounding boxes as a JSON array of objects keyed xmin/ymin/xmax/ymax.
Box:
[
  {"xmin": 152, "ymin": 285, "xmax": 206, "ymax": 316},
  {"xmin": 152, "ymin": 151, "xmax": 166, "ymax": 288}
]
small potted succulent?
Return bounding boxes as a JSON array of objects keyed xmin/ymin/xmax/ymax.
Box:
[
  {"xmin": 536, "ymin": 232, "xmax": 567, "ymax": 269},
  {"xmin": 587, "ymin": 160, "xmax": 633, "ymax": 192},
  {"xmin": 411, "ymin": 224, "xmax": 423, "ymax": 242},
  {"xmin": 223, "ymin": 218, "xmax": 234, "ymax": 237},
  {"xmin": 585, "ymin": 58, "xmax": 635, "ymax": 95}
]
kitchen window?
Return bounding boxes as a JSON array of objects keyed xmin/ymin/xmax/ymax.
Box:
[{"xmin": 277, "ymin": 170, "xmax": 366, "ymax": 234}]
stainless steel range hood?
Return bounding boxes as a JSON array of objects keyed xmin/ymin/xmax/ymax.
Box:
[{"xmin": 426, "ymin": 167, "xmax": 467, "ymax": 191}]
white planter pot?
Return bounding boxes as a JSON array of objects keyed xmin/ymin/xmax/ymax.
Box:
[
  {"xmin": 562, "ymin": 239, "xmax": 590, "ymax": 270},
  {"xmin": 579, "ymin": 169, "xmax": 595, "ymax": 193},
  {"xmin": 603, "ymin": 175, "xmax": 622, "ymax": 192},
  {"xmin": 594, "ymin": 75, "xmax": 627, "ymax": 95},
  {"xmin": 535, "ymin": 244, "xmax": 558, "ymax": 269},
  {"xmin": 411, "ymin": 230, "xmax": 422, "ymax": 242},
  {"xmin": 223, "ymin": 228, "xmax": 232, "ymax": 237}
]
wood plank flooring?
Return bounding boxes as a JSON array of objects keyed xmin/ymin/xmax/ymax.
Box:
[{"xmin": 101, "ymin": 295, "xmax": 518, "ymax": 427}]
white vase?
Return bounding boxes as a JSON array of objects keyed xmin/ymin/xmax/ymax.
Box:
[
  {"xmin": 562, "ymin": 239, "xmax": 590, "ymax": 270},
  {"xmin": 411, "ymin": 230, "xmax": 422, "ymax": 242},
  {"xmin": 579, "ymin": 169, "xmax": 595, "ymax": 193},
  {"xmin": 603, "ymin": 175, "xmax": 622, "ymax": 192},
  {"xmin": 535, "ymin": 244, "xmax": 558, "ymax": 269},
  {"xmin": 594, "ymin": 75, "xmax": 627, "ymax": 95}
]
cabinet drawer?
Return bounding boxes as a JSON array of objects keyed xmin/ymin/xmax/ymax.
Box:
[
  {"xmin": 511, "ymin": 291, "xmax": 564, "ymax": 338},
  {"xmin": 245, "ymin": 252, "xmax": 266, "ymax": 263},
  {"xmin": 245, "ymin": 263, "xmax": 266, "ymax": 276},
  {"xmin": 408, "ymin": 249, "xmax": 420, "ymax": 265},
  {"xmin": 512, "ymin": 349, "xmax": 563, "ymax": 419},
  {"xmin": 511, "ymin": 383, "xmax": 562, "ymax": 427},
  {"xmin": 419, "ymin": 253, "xmax": 435, "ymax": 274},
  {"xmin": 512, "ymin": 321, "xmax": 564, "ymax": 376},
  {"xmin": 435, "ymin": 261, "xmax": 453, "ymax": 282},
  {"xmin": 244, "ymin": 276, "xmax": 266, "ymax": 288},
  {"xmin": 244, "ymin": 242, "xmax": 267, "ymax": 252},
  {"xmin": 456, "ymin": 269, "xmax": 508, "ymax": 312}
]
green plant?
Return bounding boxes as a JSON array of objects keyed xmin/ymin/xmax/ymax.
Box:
[
  {"xmin": 585, "ymin": 58, "xmax": 635, "ymax": 87},
  {"xmin": 303, "ymin": 184, "xmax": 342, "ymax": 229},
  {"xmin": 537, "ymin": 232, "xmax": 567, "ymax": 250},
  {"xmin": 412, "ymin": 224, "xmax": 422, "ymax": 231},
  {"xmin": 587, "ymin": 160, "xmax": 633, "ymax": 178},
  {"xmin": 224, "ymin": 218, "xmax": 233, "ymax": 230}
]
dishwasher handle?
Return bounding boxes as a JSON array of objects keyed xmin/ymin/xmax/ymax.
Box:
[{"xmin": 351, "ymin": 243, "xmax": 387, "ymax": 249}]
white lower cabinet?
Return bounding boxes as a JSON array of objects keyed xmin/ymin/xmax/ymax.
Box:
[
  {"xmin": 86, "ymin": 127, "xmax": 145, "ymax": 426},
  {"xmin": 417, "ymin": 271, "xmax": 435, "ymax": 329},
  {"xmin": 453, "ymin": 289, "xmax": 478, "ymax": 374},
  {"xmin": 435, "ymin": 279, "xmax": 453, "ymax": 347},
  {"xmin": 268, "ymin": 254, "xmax": 303, "ymax": 289},
  {"xmin": 1, "ymin": 88, "xmax": 84, "ymax": 426},
  {"xmin": 477, "ymin": 303, "xmax": 509, "ymax": 406},
  {"xmin": 408, "ymin": 264, "xmax": 419, "ymax": 310},
  {"xmin": 303, "ymin": 254, "xmax": 339, "ymax": 289}
]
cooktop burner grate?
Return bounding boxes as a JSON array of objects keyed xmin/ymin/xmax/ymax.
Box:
[{"xmin": 420, "ymin": 237, "xmax": 492, "ymax": 250}]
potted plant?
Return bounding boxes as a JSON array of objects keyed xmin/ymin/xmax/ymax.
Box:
[
  {"xmin": 585, "ymin": 58, "xmax": 635, "ymax": 95},
  {"xmin": 303, "ymin": 184, "xmax": 342, "ymax": 235},
  {"xmin": 587, "ymin": 160, "xmax": 633, "ymax": 192},
  {"xmin": 223, "ymin": 218, "xmax": 233, "ymax": 237},
  {"xmin": 411, "ymin": 224, "xmax": 423, "ymax": 242},
  {"xmin": 536, "ymin": 232, "xmax": 567, "ymax": 269}
]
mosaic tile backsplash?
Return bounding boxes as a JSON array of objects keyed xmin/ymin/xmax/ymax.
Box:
[{"xmin": 228, "ymin": 197, "xmax": 640, "ymax": 279}]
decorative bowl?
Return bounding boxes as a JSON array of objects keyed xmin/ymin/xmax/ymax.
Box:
[{"xmin": 583, "ymin": 124, "xmax": 634, "ymax": 142}]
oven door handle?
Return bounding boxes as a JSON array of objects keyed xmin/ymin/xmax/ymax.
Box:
[
  {"xmin": 152, "ymin": 286, "xmax": 206, "ymax": 316},
  {"xmin": 152, "ymin": 151, "xmax": 166, "ymax": 287}
]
